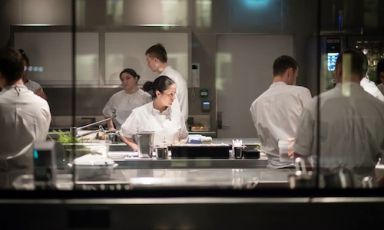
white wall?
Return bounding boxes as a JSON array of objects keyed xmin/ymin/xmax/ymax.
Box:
[{"xmin": 216, "ymin": 34, "xmax": 293, "ymax": 138}]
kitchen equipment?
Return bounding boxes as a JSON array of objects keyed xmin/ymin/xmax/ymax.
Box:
[
  {"xmin": 288, "ymin": 158, "xmax": 316, "ymax": 189},
  {"xmin": 156, "ymin": 147, "xmax": 168, "ymax": 159},
  {"xmin": 33, "ymin": 141, "xmax": 58, "ymax": 189},
  {"xmin": 136, "ymin": 131, "xmax": 154, "ymax": 158},
  {"xmin": 69, "ymin": 154, "xmax": 118, "ymax": 180},
  {"xmin": 322, "ymin": 167, "xmax": 354, "ymax": 188},
  {"xmin": 362, "ymin": 176, "xmax": 373, "ymax": 188},
  {"xmin": 170, "ymin": 144, "xmax": 230, "ymax": 159},
  {"xmin": 234, "ymin": 146, "xmax": 244, "ymax": 159},
  {"xmin": 242, "ymin": 146, "xmax": 260, "ymax": 159}
]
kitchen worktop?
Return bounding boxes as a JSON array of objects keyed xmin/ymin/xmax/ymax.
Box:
[{"xmin": 74, "ymin": 168, "xmax": 292, "ymax": 190}]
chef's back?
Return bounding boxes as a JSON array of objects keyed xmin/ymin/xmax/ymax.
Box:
[{"xmin": 0, "ymin": 47, "xmax": 51, "ymax": 189}]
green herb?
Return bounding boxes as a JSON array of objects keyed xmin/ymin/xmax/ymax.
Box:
[{"xmin": 52, "ymin": 130, "xmax": 80, "ymax": 144}]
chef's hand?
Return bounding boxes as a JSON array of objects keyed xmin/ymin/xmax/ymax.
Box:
[
  {"xmin": 130, "ymin": 143, "xmax": 138, "ymax": 152},
  {"xmin": 120, "ymin": 136, "xmax": 138, "ymax": 151},
  {"xmin": 287, "ymin": 138, "xmax": 295, "ymax": 158},
  {"xmin": 288, "ymin": 151, "xmax": 294, "ymax": 158}
]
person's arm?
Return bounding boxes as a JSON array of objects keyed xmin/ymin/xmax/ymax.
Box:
[
  {"xmin": 106, "ymin": 118, "xmax": 116, "ymax": 131},
  {"xmin": 300, "ymin": 88, "xmax": 312, "ymax": 107},
  {"xmin": 293, "ymin": 100, "xmax": 316, "ymax": 168},
  {"xmin": 178, "ymin": 115, "xmax": 189, "ymax": 143},
  {"xmin": 120, "ymin": 111, "xmax": 139, "ymax": 150},
  {"xmin": 102, "ymin": 96, "xmax": 116, "ymax": 130},
  {"xmin": 120, "ymin": 136, "xmax": 138, "ymax": 151}
]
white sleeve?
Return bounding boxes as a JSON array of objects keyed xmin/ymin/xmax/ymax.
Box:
[
  {"xmin": 120, "ymin": 111, "xmax": 139, "ymax": 138},
  {"xmin": 300, "ymin": 88, "xmax": 312, "ymax": 107},
  {"xmin": 294, "ymin": 103, "xmax": 315, "ymax": 157},
  {"xmin": 178, "ymin": 88, "xmax": 188, "ymax": 121},
  {"xmin": 40, "ymin": 102, "xmax": 51, "ymax": 140},
  {"xmin": 102, "ymin": 96, "xmax": 115, "ymax": 117},
  {"xmin": 249, "ymin": 102, "xmax": 257, "ymax": 129},
  {"xmin": 178, "ymin": 114, "xmax": 189, "ymax": 140}
]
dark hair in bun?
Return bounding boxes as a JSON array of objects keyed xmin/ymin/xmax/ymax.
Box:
[
  {"xmin": 144, "ymin": 75, "xmax": 175, "ymax": 99},
  {"xmin": 119, "ymin": 68, "xmax": 140, "ymax": 81}
]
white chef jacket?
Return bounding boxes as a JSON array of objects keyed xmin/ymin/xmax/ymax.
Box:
[
  {"xmin": 360, "ymin": 77, "xmax": 384, "ymax": 102},
  {"xmin": 250, "ymin": 81, "xmax": 312, "ymax": 168},
  {"xmin": 0, "ymin": 84, "xmax": 51, "ymax": 188},
  {"xmin": 377, "ymin": 83, "xmax": 384, "ymax": 96},
  {"xmin": 102, "ymin": 89, "xmax": 151, "ymax": 129},
  {"xmin": 24, "ymin": 79, "xmax": 42, "ymax": 93},
  {"xmin": 121, "ymin": 102, "xmax": 188, "ymax": 146},
  {"xmin": 294, "ymin": 83, "xmax": 384, "ymax": 178},
  {"xmin": 160, "ymin": 66, "xmax": 188, "ymax": 121}
]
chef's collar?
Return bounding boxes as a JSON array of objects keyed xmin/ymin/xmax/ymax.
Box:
[
  {"xmin": 270, "ymin": 81, "xmax": 287, "ymax": 87},
  {"xmin": 159, "ymin": 65, "xmax": 171, "ymax": 75},
  {"xmin": 3, "ymin": 83, "xmax": 26, "ymax": 90},
  {"xmin": 151, "ymin": 104, "xmax": 172, "ymax": 120},
  {"xmin": 3, "ymin": 83, "xmax": 26, "ymax": 96}
]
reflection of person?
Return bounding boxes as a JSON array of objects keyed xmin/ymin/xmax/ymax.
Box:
[
  {"xmin": 359, "ymin": 55, "xmax": 384, "ymax": 102},
  {"xmin": 145, "ymin": 43, "xmax": 188, "ymax": 121},
  {"xmin": 250, "ymin": 55, "xmax": 311, "ymax": 168},
  {"xmin": 0, "ymin": 48, "xmax": 51, "ymax": 188},
  {"xmin": 294, "ymin": 49, "xmax": 384, "ymax": 187},
  {"xmin": 376, "ymin": 59, "xmax": 384, "ymax": 96},
  {"xmin": 102, "ymin": 68, "xmax": 151, "ymax": 130},
  {"xmin": 18, "ymin": 49, "xmax": 48, "ymax": 100},
  {"xmin": 121, "ymin": 76, "xmax": 188, "ymax": 151}
]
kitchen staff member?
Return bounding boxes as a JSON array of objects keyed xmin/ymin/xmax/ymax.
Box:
[
  {"xmin": 294, "ymin": 49, "xmax": 384, "ymax": 187},
  {"xmin": 103, "ymin": 68, "xmax": 151, "ymax": 130},
  {"xmin": 19, "ymin": 49, "xmax": 48, "ymax": 100},
  {"xmin": 360, "ymin": 74, "xmax": 384, "ymax": 102},
  {"xmin": 145, "ymin": 43, "xmax": 188, "ymax": 121},
  {"xmin": 376, "ymin": 58, "xmax": 384, "ymax": 96},
  {"xmin": 250, "ymin": 55, "xmax": 311, "ymax": 168},
  {"xmin": 0, "ymin": 47, "xmax": 51, "ymax": 188},
  {"xmin": 121, "ymin": 75, "xmax": 188, "ymax": 151}
]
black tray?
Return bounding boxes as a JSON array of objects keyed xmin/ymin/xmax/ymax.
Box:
[{"xmin": 169, "ymin": 145, "xmax": 230, "ymax": 159}]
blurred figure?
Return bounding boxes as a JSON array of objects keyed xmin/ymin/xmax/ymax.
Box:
[
  {"xmin": 0, "ymin": 47, "xmax": 51, "ymax": 188},
  {"xmin": 145, "ymin": 43, "xmax": 188, "ymax": 121},
  {"xmin": 376, "ymin": 58, "xmax": 384, "ymax": 96},
  {"xmin": 250, "ymin": 55, "xmax": 311, "ymax": 169},
  {"xmin": 294, "ymin": 49, "xmax": 384, "ymax": 187},
  {"xmin": 103, "ymin": 68, "xmax": 151, "ymax": 130},
  {"xmin": 18, "ymin": 49, "xmax": 48, "ymax": 100},
  {"xmin": 121, "ymin": 75, "xmax": 188, "ymax": 151}
]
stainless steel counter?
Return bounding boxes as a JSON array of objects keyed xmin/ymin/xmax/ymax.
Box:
[
  {"xmin": 114, "ymin": 158, "xmax": 267, "ymax": 169},
  {"xmin": 75, "ymin": 168, "xmax": 292, "ymax": 190}
]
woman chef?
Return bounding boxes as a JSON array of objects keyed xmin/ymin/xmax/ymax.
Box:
[
  {"xmin": 121, "ymin": 75, "xmax": 188, "ymax": 151},
  {"xmin": 103, "ymin": 68, "xmax": 151, "ymax": 130}
]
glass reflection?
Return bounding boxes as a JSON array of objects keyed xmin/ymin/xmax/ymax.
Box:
[
  {"xmin": 107, "ymin": 0, "xmax": 123, "ymax": 24},
  {"xmin": 195, "ymin": 0, "xmax": 212, "ymax": 28},
  {"xmin": 215, "ymin": 53, "xmax": 232, "ymax": 91}
]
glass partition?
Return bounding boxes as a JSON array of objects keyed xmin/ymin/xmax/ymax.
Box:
[{"xmin": 1, "ymin": 0, "xmax": 384, "ymax": 194}]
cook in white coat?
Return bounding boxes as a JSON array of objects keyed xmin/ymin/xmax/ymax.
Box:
[
  {"xmin": 0, "ymin": 48, "xmax": 51, "ymax": 188},
  {"xmin": 376, "ymin": 58, "xmax": 384, "ymax": 96},
  {"xmin": 145, "ymin": 43, "xmax": 188, "ymax": 121},
  {"xmin": 103, "ymin": 68, "xmax": 151, "ymax": 130},
  {"xmin": 360, "ymin": 77, "xmax": 384, "ymax": 102},
  {"xmin": 294, "ymin": 49, "xmax": 384, "ymax": 187},
  {"xmin": 121, "ymin": 76, "xmax": 188, "ymax": 151},
  {"xmin": 250, "ymin": 55, "xmax": 312, "ymax": 168}
]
